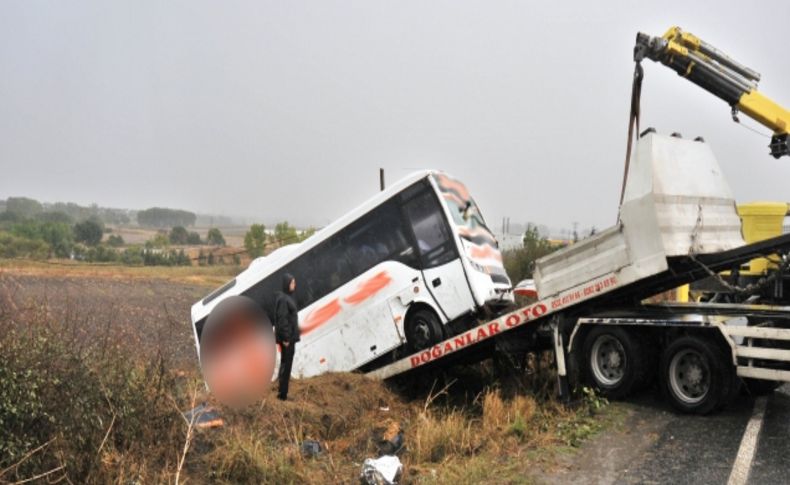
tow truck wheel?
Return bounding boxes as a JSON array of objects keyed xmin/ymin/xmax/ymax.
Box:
[
  {"xmin": 582, "ymin": 326, "xmax": 646, "ymax": 399},
  {"xmin": 405, "ymin": 308, "xmax": 443, "ymax": 353},
  {"xmin": 660, "ymin": 336, "xmax": 733, "ymax": 415}
]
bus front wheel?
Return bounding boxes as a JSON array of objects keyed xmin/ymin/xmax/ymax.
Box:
[{"xmin": 406, "ymin": 308, "xmax": 443, "ymax": 353}]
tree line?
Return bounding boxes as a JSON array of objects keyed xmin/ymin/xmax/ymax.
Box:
[
  {"xmin": 243, "ymin": 222, "xmax": 316, "ymax": 258},
  {"xmin": 1, "ymin": 196, "xmax": 218, "ymax": 228},
  {"xmin": 0, "ymin": 208, "xmax": 231, "ymax": 266}
]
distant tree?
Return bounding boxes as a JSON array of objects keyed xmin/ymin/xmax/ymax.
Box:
[
  {"xmin": 244, "ymin": 224, "xmax": 267, "ymax": 258},
  {"xmin": 11, "ymin": 220, "xmax": 74, "ymax": 258},
  {"xmin": 186, "ymin": 231, "xmax": 202, "ymax": 245},
  {"xmin": 6, "ymin": 197, "xmax": 43, "ymax": 219},
  {"xmin": 0, "ymin": 233, "xmax": 49, "ymax": 259},
  {"xmin": 169, "ymin": 226, "xmax": 189, "ymax": 245},
  {"xmin": 207, "ymin": 228, "xmax": 226, "ymax": 246},
  {"xmin": 84, "ymin": 245, "xmax": 119, "ymax": 263},
  {"xmin": 232, "ymin": 254, "xmax": 241, "ymax": 265},
  {"xmin": 273, "ymin": 221, "xmax": 298, "ymax": 244},
  {"xmin": 107, "ymin": 234, "xmax": 125, "ymax": 247},
  {"xmin": 137, "ymin": 207, "xmax": 196, "ymax": 228},
  {"xmin": 74, "ymin": 219, "xmax": 104, "ymax": 246},
  {"xmin": 176, "ymin": 249, "xmax": 191, "ymax": 266},
  {"xmin": 120, "ymin": 246, "xmax": 145, "ymax": 266},
  {"xmin": 502, "ymin": 223, "xmax": 559, "ymax": 283},
  {"xmin": 0, "ymin": 211, "xmax": 23, "ymax": 224},
  {"xmin": 145, "ymin": 232, "xmax": 170, "ymax": 249},
  {"xmin": 207, "ymin": 252, "xmax": 215, "ymax": 265},
  {"xmin": 35, "ymin": 211, "xmax": 73, "ymax": 224},
  {"xmin": 197, "ymin": 250, "xmax": 207, "ymax": 266},
  {"xmin": 298, "ymin": 227, "xmax": 317, "ymax": 242}
]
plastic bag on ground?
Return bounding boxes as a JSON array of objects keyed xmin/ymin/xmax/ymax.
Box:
[{"xmin": 359, "ymin": 455, "xmax": 402, "ymax": 485}]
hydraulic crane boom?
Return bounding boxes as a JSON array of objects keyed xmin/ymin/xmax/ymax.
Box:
[{"xmin": 635, "ymin": 26, "xmax": 789, "ymax": 158}]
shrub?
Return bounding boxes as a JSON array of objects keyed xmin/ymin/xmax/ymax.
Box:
[
  {"xmin": 169, "ymin": 226, "xmax": 189, "ymax": 245},
  {"xmin": 0, "ymin": 232, "xmax": 49, "ymax": 259},
  {"xmin": 0, "ymin": 310, "xmax": 185, "ymax": 482},
  {"xmin": 10, "ymin": 221, "xmax": 74, "ymax": 258},
  {"xmin": 207, "ymin": 228, "xmax": 226, "ymax": 246},
  {"xmin": 186, "ymin": 231, "xmax": 202, "ymax": 245},
  {"xmin": 120, "ymin": 245, "xmax": 145, "ymax": 266},
  {"xmin": 145, "ymin": 232, "xmax": 170, "ymax": 249},
  {"xmin": 502, "ymin": 223, "xmax": 560, "ymax": 283},
  {"xmin": 107, "ymin": 234, "xmax": 125, "ymax": 247}
]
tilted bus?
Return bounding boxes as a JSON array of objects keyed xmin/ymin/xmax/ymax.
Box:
[{"xmin": 190, "ymin": 170, "xmax": 513, "ymax": 378}]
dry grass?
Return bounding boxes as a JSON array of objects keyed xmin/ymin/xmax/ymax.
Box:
[
  {"xmin": 0, "ymin": 258, "xmax": 238, "ymax": 287},
  {"xmin": 0, "ymin": 270, "xmax": 612, "ymax": 484}
]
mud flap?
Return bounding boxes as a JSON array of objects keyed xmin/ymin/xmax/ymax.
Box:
[{"xmin": 553, "ymin": 322, "xmax": 571, "ymax": 402}]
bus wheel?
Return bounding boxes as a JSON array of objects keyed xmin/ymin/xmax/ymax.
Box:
[
  {"xmin": 406, "ymin": 308, "xmax": 443, "ymax": 353},
  {"xmin": 660, "ymin": 336, "xmax": 732, "ymax": 414},
  {"xmin": 582, "ymin": 326, "xmax": 646, "ymax": 399}
]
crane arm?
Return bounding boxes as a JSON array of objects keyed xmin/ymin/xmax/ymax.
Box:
[{"xmin": 634, "ymin": 26, "xmax": 789, "ymax": 158}]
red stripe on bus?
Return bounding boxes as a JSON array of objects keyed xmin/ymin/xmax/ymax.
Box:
[
  {"xmin": 469, "ymin": 244, "xmax": 502, "ymax": 262},
  {"xmin": 344, "ymin": 271, "xmax": 392, "ymax": 305},
  {"xmin": 301, "ymin": 298, "xmax": 342, "ymax": 335},
  {"xmin": 435, "ymin": 174, "xmax": 471, "ymax": 201}
]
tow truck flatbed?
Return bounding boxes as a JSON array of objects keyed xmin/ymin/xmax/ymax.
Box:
[{"xmin": 368, "ymin": 134, "xmax": 790, "ymax": 414}]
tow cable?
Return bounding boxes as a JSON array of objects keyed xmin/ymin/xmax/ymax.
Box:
[{"xmin": 618, "ymin": 61, "xmax": 644, "ymax": 218}]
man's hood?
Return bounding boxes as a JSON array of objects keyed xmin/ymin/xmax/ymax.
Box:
[{"xmin": 282, "ymin": 272, "xmax": 295, "ymax": 293}]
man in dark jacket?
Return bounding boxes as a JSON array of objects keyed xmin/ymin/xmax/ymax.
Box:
[{"xmin": 274, "ymin": 273, "xmax": 300, "ymax": 400}]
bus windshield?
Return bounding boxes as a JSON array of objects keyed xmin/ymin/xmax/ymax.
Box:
[{"xmin": 433, "ymin": 174, "xmax": 496, "ymax": 247}]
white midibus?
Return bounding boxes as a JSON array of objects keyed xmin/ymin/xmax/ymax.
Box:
[{"xmin": 191, "ymin": 170, "xmax": 513, "ymax": 378}]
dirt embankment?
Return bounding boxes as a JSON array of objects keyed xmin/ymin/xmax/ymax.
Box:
[{"xmin": 0, "ymin": 267, "xmax": 614, "ymax": 484}]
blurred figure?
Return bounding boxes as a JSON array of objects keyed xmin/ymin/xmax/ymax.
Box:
[
  {"xmin": 199, "ymin": 295, "xmax": 276, "ymax": 408},
  {"xmin": 274, "ymin": 273, "xmax": 300, "ymax": 400}
]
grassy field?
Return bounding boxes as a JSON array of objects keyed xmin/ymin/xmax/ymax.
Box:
[
  {"xmin": 106, "ymin": 225, "xmax": 250, "ymax": 248},
  {"xmin": 0, "ymin": 261, "xmax": 614, "ymax": 484},
  {"xmin": 0, "ymin": 259, "xmax": 240, "ymax": 287}
]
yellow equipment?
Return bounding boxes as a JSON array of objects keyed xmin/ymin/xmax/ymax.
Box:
[
  {"xmin": 688, "ymin": 202, "xmax": 790, "ymax": 303},
  {"xmin": 737, "ymin": 202, "xmax": 790, "ymax": 276},
  {"xmin": 635, "ymin": 26, "xmax": 790, "ymax": 158}
]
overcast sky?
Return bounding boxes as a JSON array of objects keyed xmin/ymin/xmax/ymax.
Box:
[{"xmin": 2, "ymin": 1, "xmax": 790, "ymax": 231}]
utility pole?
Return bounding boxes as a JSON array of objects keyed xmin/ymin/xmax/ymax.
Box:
[{"xmin": 380, "ymin": 168, "xmax": 385, "ymax": 191}]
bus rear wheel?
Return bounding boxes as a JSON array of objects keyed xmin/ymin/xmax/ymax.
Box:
[{"xmin": 406, "ymin": 308, "xmax": 443, "ymax": 353}]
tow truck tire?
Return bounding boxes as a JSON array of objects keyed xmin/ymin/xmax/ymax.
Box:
[
  {"xmin": 405, "ymin": 308, "xmax": 443, "ymax": 353},
  {"xmin": 582, "ymin": 326, "xmax": 647, "ymax": 399},
  {"xmin": 660, "ymin": 336, "xmax": 733, "ymax": 415}
]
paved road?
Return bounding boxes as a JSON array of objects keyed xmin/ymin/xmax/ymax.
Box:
[
  {"xmin": 540, "ymin": 384, "xmax": 790, "ymax": 485},
  {"xmin": 749, "ymin": 385, "xmax": 790, "ymax": 484}
]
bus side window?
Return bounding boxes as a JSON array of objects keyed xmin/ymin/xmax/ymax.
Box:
[
  {"xmin": 287, "ymin": 255, "xmax": 315, "ymax": 308},
  {"xmin": 403, "ymin": 190, "xmax": 456, "ymax": 268},
  {"xmin": 346, "ymin": 201, "xmax": 418, "ymax": 275},
  {"xmin": 308, "ymin": 233, "xmax": 353, "ymax": 302}
]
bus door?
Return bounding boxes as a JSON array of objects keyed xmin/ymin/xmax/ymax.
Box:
[{"xmin": 402, "ymin": 188, "xmax": 475, "ymax": 321}]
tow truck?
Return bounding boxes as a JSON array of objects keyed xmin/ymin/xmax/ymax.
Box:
[{"xmin": 365, "ymin": 27, "xmax": 790, "ymax": 414}]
